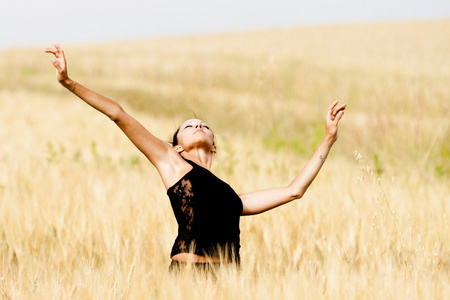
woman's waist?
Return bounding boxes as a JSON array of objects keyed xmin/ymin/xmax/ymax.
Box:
[{"xmin": 171, "ymin": 252, "xmax": 224, "ymax": 263}]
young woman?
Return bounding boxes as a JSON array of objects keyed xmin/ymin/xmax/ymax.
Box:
[{"xmin": 45, "ymin": 44, "xmax": 346, "ymax": 269}]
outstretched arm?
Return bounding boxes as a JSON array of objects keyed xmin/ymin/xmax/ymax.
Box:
[
  {"xmin": 45, "ymin": 45, "xmax": 122, "ymax": 120},
  {"xmin": 240, "ymin": 101, "xmax": 346, "ymax": 216},
  {"xmin": 45, "ymin": 45, "xmax": 189, "ymax": 189}
]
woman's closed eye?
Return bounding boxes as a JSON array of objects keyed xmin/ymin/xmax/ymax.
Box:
[{"xmin": 184, "ymin": 124, "xmax": 210, "ymax": 130}]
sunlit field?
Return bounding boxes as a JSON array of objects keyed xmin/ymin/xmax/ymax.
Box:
[{"xmin": 0, "ymin": 20, "xmax": 449, "ymax": 299}]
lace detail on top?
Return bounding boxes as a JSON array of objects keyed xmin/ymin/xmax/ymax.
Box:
[
  {"xmin": 167, "ymin": 159, "xmax": 242, "ymax": 262},
  {"xmin": 172, "ymin": 179, "xmax": 194, "ymax": 252}
]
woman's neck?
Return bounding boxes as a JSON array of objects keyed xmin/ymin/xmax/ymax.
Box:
[{"xmin": 181, "ymin": 150, "xmax": 213, "ymax": 170}]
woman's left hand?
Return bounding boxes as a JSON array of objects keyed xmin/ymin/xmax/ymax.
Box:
[
  {"xmin": 45, "ymin": 44, "xmax": 70, "ymax": 87},
  {"xmin": 325, "ymin": 100, "xmax": 346, "ymax": 143}
]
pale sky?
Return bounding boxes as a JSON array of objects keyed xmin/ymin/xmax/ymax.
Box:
[{"xmin": 0, "ymin": 0, "xmax": 449, "ymax": 49}]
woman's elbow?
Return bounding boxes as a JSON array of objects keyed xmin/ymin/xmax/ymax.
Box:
[
  {"xmin": 289, "ymin": 186, "xmax": 305, "ymax": 200},
  {"xmin": 109, "ymin": 104, "xmax": 125, "ymax": 123}
]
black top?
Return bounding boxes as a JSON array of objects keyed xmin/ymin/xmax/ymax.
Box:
[{"xmin": 167, "ymin": 159, "xmax": 243, "ymax": 263}]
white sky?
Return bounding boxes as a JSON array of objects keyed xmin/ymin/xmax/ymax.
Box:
[{"xmin": 0, "ymin": 0, "xmax": 449, "ymax": 49}]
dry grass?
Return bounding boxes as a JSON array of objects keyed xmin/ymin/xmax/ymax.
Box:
[{"xmin": 0, "ymin": 20, "xmax": 449, "ymax": 299}]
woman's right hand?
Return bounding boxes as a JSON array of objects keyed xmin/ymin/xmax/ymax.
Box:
[
  {"xmin": 45, "ymin": 44, "xmax": 71, "ymax": 87},
  {"xmin": 324, "ymin": 100, "xmax": 346, "ymax": 144}
]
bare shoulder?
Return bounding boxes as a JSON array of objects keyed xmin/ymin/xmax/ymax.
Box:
[
  {"xmin": 112, "ymin": 110, "xmax": 193, "ymax": 189},
  {"xmin": 156, "ymin": 151, "xmax": 193, "ymax": 190}
]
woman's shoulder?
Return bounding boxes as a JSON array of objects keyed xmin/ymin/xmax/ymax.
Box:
[{"xmin": 158, "ymin": 154, "xmax": 194, "ymax": 191}]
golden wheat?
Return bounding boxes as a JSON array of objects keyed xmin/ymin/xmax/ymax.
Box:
[{"xmin": 0, "ymin": 20, "xmax": 449, "ymax": 299}]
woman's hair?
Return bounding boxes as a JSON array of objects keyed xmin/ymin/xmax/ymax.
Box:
[{"xmin": 172, "ymin": 127, "xmax": 181, "ymax": 146}]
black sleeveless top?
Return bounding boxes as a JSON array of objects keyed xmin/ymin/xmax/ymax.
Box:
[{"xmin": 167, "ymin": 159, "xmax": 243, "ymax": 262}]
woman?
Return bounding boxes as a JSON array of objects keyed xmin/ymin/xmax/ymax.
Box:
[{"xmin": 45, "ymin": 45, "xmax": 346, "ymax": 269}]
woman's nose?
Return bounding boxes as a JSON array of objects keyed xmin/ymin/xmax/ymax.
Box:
[{"xmin": 195, "ymin": 123, "xmax": 203, "ymax": 128}]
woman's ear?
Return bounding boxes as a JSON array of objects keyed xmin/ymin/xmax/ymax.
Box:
[
  {"xmin": 174, "ymin": 145, "xmax": 184, "ymax": 153},
  {"xmin": 211, "ymin": 145, "xmax": 217, "ymax": 154}
]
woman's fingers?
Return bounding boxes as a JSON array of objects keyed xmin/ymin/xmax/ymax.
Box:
[
  {"xmin": 45, "ymin": 45, "xmax": 70, "ymax": 84},
  {"xmin": 328, "ymin": 101, "xmax": 347, "ymax": 117},
  {"xmin": 45, "ymin": 45, "xmax": 67, "ymax": 66},
  {"xmin": 334, "ymin": 104, "xmax": 347, "ymax": 115},
  {"xmin": 44, "ymin": 47, "xmax": 57, "ymax": 55},
  {"xmin": 45, "ymin": 45, "xmax": 65, "ymax": 59},
  {"xmin": 330, "ymin": 103, "xmax": 346, "ymax": 118},
  {"xmin": 54, "ymin": 44, "xmax": 63, "ymax": 56},
  {"xmin": 325, "ymin": 101, "xmax": 346, "ymax": 141},
  {"xmin": 332, "ymin": 105, "xmax": 346, "ymax": 124},
  {"xmin": 334, "ymin": 109, "xmax": 345, "ymax": 123},
  {"xmin": 326, "ymin": 101, "xmax": 346, "ymax": 125},
  {"xmin": 328, "ymin": 100, "xmax": 339, "ymax": 114}
]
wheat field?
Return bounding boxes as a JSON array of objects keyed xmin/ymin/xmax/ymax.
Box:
[{"xmin": 0, "ymin": 20, "xmax": 449, "ymax": 299}]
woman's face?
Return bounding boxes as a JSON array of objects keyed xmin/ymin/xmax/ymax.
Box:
[{"xmin": 175, "ymin": 119, "xmax": 215, "ymax": 152}]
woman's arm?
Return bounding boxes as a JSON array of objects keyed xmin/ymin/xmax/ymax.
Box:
[
  {"xmin": 45, "ymin": 45, "xmax": 189, "ymax": 189},
  {"xmin": 240, "ymin": 101, "xmax": 346, "ymax": 216}
]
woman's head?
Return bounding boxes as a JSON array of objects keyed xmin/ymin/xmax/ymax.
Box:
[{"xmin": 172, "ymin": 119, "xmax": 216, "ymax": 153}]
